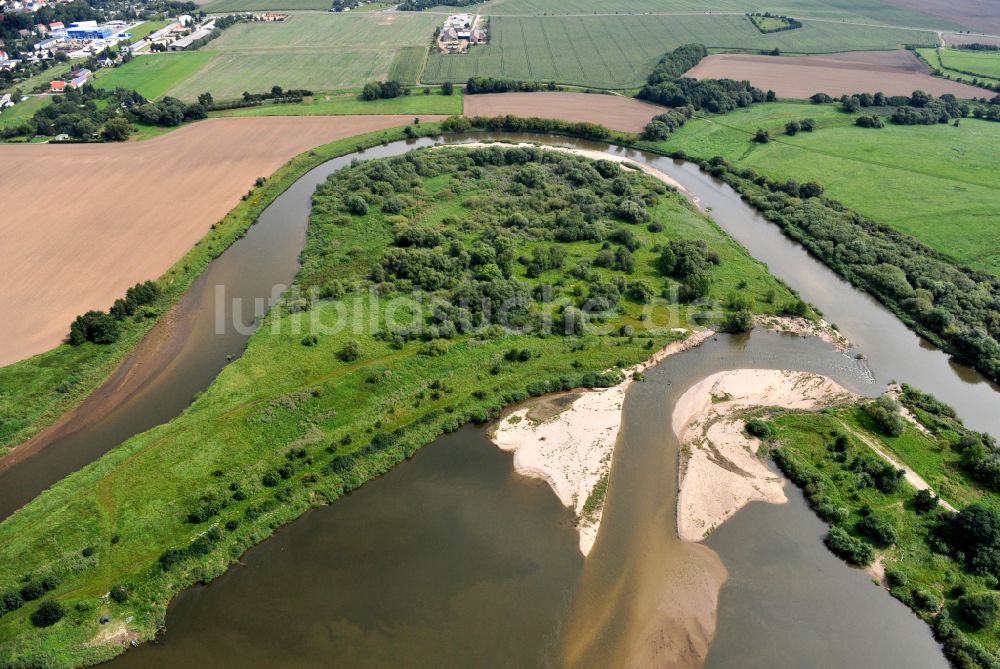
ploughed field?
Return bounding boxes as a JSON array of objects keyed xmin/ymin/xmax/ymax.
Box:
[
  {"xmin": 463, "ymin": 92, "xmax": 662, "ymax": 132},
  {"xmin": 0, "ymin": 115, "xmax": 444, "ymax": 367},
  {"xmin": 0, "ymin": 145, "xmax": 799, "ymax": 667},
  {"xmin": 163, "ymin": 13, "xmax": 440, "ymax": 101},
  {"xmin": 684, "ymin": 51, "xmax": 992, "ymax": 99},
  {"xmin": 422, "ymin": 14, "xmax": 936, "ymax": 88},
  {"xmin": 647, "ymin": 102, "xmax": 1000, "ymax": 276}
]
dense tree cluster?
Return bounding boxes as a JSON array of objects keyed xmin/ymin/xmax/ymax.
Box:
[
  {"xmin": 638, "ymin": 44, "xmax": 765, "ymax": 111},
  {"xmin": 441, "ymin": 114, "xmax": 611, "ymax": 140},
  {"xmin": 465, "ymin": 77, "xmax": 559, "ymax": 94},
  {"xmin": 936, "ymin": 504, "xmax": 1000, "ymax": 577},
  {"xmin": 69, "ymin": 280, "xmax": 161, "ymax": 346},
  {"xmin": 643, "ymin": 44, "xmax": 708, "ymax": 85},
  {"xmin": 398, "ymin": 0, "xmax": 482, "ymax": 10},
  {"xmin": 0, "ymin": 85, "xmax": 140, "ymax": 141},
  {"xmin": 700, "ymin": 160, "xmax": 1000, "ymax": 383},
  {"xmin": 746, "ymin": 12, "xmax": 802, "ymax": 33},
  {"xmin": 302, "ymin": 145, "xmax": 726, "ymax": 343},
  {"xmin": 361, "ymin": 80, "xmax": 410, "ymax": 100},
  {"xmin": 132, "ymin": 96, "xmax": 206, "ymax": 127},
  {"xmin": 641, "ymin": 109, "xmax": 693, "ymax": 141}
]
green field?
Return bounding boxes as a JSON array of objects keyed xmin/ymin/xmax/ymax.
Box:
[
  {"xmin": 210, "ymin": 89, "xmax": 462, "ymax": 116},
  {"xmin": 918, "ymin": 47, "xmax": 1000, "ymax": 86},
  {"xmin": 125, "ymin": 19, "xmax": 170, "ymax": 44},
  {"xmin": 422, "ymin": 14, "xmax": 936, "ymax": 88},
  {"xmin": 0, "ymin": 96, "xmax": 48, "ymax": 130},
  {"xmin": 650, "ymin": 102, "xmax": 1000, "ymax": 276},
  {"xmin": 0, "ymin": 139, "xmax": 804, "ymax": 667},
  {"xmin": 474, "ymin": 0, "xmax": 959, "ymax": 29},
  {"xmin": 165, "ymin": 14, "xmax": 440, "ymax": 100},
  {"xmin": 202, "ymin": 0, "xmax": 329, "ymax": 10},
  {"xmin": 388, "ymin": 46, "xmax": 429, "ymax": 85},
  {"xmin": 92, "ymin": 52, "xmax": 217, "ymax": 100}
]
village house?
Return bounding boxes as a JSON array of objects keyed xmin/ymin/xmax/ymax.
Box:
[{"xmin": 49, "ymin": 79, "xmax": 66, "ymax": 91}]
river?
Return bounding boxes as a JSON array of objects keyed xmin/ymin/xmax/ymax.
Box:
[{"xmin": 3, "ymin": 134, "xmax": 992, "ymax": 667}]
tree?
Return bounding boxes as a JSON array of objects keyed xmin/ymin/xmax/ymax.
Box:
[
  {"xmin": 345, "ymin": 195, "xmax": 368, "ymax": 215},
  {"xmin": 69, "ymin": 311, "xmax": 120, "ymax": 345},
  {"xmin": 100, "ymin": 116, "xmax": 132, "ymax": 142},
  {"xmin": 441, "ymin": 81, "xmax": 454, "ymax": 96},
  {"xmin": 867, "ymin": 396, "xmax": 905, "ymax": 437},
  {"xmin": 745, "ymin": 418, "xmax": 772, "ymax": 439},
  {"xmin": 720, "ymin": 310, "xmax": 753, "ymax": 333},
  {"xmin": 914, "ymin": 489, "xmax": 938, "ymax": 513},
  {"xmin": 198, "ymin": 92, "xmax": 214, "ymax": 107},
  {"xmin": 785, "ymin": 120, "xmax": 801, "ymax": 135},
  {"xmin": 754, "ymin": 128, "xmax": 770, "ymax": 143},
  {"xmin": 30, "ymin": 600, "xmax": 65, "ymax": 627},
  {"xmin": 958, "ymin": 593, "xmax": 998, "ymax": 630}
]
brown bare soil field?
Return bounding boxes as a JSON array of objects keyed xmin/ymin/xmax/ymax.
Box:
[
  {"xmin": 684, "ymin": 51, "xmax": 992, "ymax": 99},
  {"xmin": 943, "ymin": 32, "xmax": 1000, "ymax": 47},
  {"xmin": 463, "ymin": 92, "xmax": 663, "ymax": 132},
  {"xmin": 884, "ymin": 0, "xmax": 1000, "ymax": 35},
  {"xmin": 0, "ymin": 115, "xmax": 443, "ymax": 366}
]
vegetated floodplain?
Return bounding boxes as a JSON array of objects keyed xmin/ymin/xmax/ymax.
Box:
[
  {"xmin": 422, "ymin": 14, "xmax": 936, "ymax": 88},
  {"xmin": 654, "ymin": 101, "xmax": 1000, "ymax": 277},
  {"xmin": 209, "ymin": 89, "xmax": 462, "ymax": 118},
  {"xmin": 92, "ymin": 52, "xmax": 217, "ymax": 100},
  {"xmin": 0, "ymin": 143, "xmax": 802, "ymax": 667},
  {"xmin": 165, "ymin": 13, "xmax": 440, "ymax": 101},
  {"xmin": 475, "ymin": 0, "xmax": 957, "ymax": 28},
  {"xmin": 767, "ymin": 389, "xmax": 1000, "ymax": 666}
]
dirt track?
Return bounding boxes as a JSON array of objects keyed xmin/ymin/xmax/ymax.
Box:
[
  {"xmin": 463, "ymin": 92, "xmax": 663, "ymax": 132},
  {"xmin": 0, "ymin": 115, "xmax": 443, "ymax": 366},
  {"xmin": 685, "ymin": 51, "xmax": 991, "ymax": 99}
]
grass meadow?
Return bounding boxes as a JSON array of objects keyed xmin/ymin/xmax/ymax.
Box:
[
  {"xmin": 918, "ymin": 48, "xmax": 1000, "ymax": 86},
  {"xmin": 422, "ymin": 14, "xmax": 936, "ymax": 88},
  {"xmin": 0, "ymin": 96, "xmax": 48, "ymax": 130},
  {"xmin": 165, "ymin": 13, "xmax": 440, "ymax": 100},
  {"xmin": 650, "ymin": 102, "xmax": 1000, "ymax": 276},
  {"xmin": 92, "ymin": 52, "xmax": 217, "ymax": 100}
]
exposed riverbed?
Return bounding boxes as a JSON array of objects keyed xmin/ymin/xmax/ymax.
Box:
[{"xmin": 3, "ymin": 134, "xmax": 994, "ymax": 666}]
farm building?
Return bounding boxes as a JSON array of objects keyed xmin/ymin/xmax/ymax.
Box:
[{"xmin": 49, "ymin": 79, "xmax": 66, "ymax": 91}]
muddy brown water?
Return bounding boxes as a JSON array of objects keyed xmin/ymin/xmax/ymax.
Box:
[{"xmin": 3, "ymin": 134, "xmax": 994, "ymax": 666}]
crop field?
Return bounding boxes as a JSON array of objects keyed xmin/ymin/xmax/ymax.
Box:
[
  {"xmin": 422, "ymin": 14, "xmax": 937, "ymax": 88},
  {"xmin": 165, "ymin": 13, "xmax": 440, "ymax": 100},
  {"xmin": 651, "ymin": 102, "xmax": 1000, "ymax": 276},
  {"xmin": 686, "ymin": 51, "xmax": 990, "ymax": 99},
  {"xmin": 917, "ymin": 47, "xmax": 1000, "ymax": 86},
  {"xmin": 474, "ymin": 0, "xmax": 957, "ymax": 29},
  {"xmin": 388, "ymin": 46, "xmax": 428, "ymax": 85},
  {"xmin": 92, "ymin": 52, "xmax": 217, "ymax": 99}
]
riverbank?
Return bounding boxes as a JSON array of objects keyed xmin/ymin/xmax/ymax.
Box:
[
  {"xmin": 491, "ymin": 329, "xmax": 715, "ymax": 555},
  {"xmin": 673, "ymin": 368, "xmax": 856, "ymax": 542}
]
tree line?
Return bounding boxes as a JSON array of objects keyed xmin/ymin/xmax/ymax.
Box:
[{"xmin": 637, "ymin": 44, "xmax": 770, "ymax": 112}]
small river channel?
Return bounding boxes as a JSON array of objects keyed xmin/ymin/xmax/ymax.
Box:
[{"xmin": 3, "ymin": 133, "xmax": 993, "ymax": 667}]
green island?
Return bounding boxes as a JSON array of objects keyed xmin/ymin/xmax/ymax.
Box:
[
  {"xmin": 0, "ymin": 142, "xmax": 801, "ymax": 667},
  {"xmin": 762, "ymin": 385, "xmax": 1000, "ymax": 668}
]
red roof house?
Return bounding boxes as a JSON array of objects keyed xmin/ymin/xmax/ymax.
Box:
[{"xmin": 50, "ymin": 80, "xmax": 66, "ymax": 92}]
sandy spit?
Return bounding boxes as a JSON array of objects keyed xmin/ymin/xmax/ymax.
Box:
[
  {"xmin": 490, "ymin": 329, "xmax": 715, "ymax": 556},
  {"xmin": 673, "ymin": 369, "xmax": 856, "ymax": 542}
]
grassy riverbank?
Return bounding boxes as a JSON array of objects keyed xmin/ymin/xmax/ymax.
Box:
[
  {"xmin": 769, "ymin": 395, "xmax": 1000, "ymax": 667},
  {"xmin": 0, "ymin": 145, "xmax": 800, "ymax": 667},
  {"xmin": 0, "ymin": 122, "xmax": 435, "ymax": 456}
]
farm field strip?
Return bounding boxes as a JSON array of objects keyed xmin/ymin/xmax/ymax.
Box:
[
  {"xmin": 422, "ymin": 14, "xmax": 937, "ymax": 88},
  {"xmin": 163, "ymin": 14, "xmax": 440, "ymax": 100},
  {"xmin": 473, "ymin": 0, "xmax": 957, "ymax": 28},
  {"xmin": 938, "ymin": 48, "xmax": 1000, "ymax": 80},
  {"xmin": 685, "ymin": 51, "xmax": 992, "ymax": 99},
  {"xmin": 92, "ymin": 52, "xmax": 218, "ymax": 100}
]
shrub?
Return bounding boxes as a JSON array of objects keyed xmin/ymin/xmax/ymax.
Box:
[
  {"xmin": 30, "ymin": 600, "xmax": 65, "ymax": 627},
  {"xmin": 20, "ymin": 582, "xmax": 45, "ymax": 602},
  {"xmin": 0, "ymin": 591, "xmax": 24, "ymax": 614},
  {"xmin": 912, "ymin": 588, "xmax": 941, "ymax": 612},
  {"xmin": 345, "ymin": 195, "xmax": 368, "ymax": 215},
  {"xmin": 720, "ymin": 310, "xmax": 753, "ymax": 333},
  {"xmin": 856, "ymin": 513, "xmax": 898, "ymax": 546},
  {"xmin": 886, "ymin": 569, "xmax": 908, "ymax": 588},
  {"xmin": 957, "ymin": 593, "xmax": 998, "ymax": 630},
  {"xmin": 867, "ymin": 396, "xmax": 906, "ymax": 437},
  {"xmin": 745, "ymin": 418, "xmax": 772, "ymax": 439},
  {"xmin": 824, "ymin": 526, "xmax": 875, "ymax": 566},
  {"xmin": 109, "ymin": 585, "xmax": 130, "ymax": 603},
  {"xmin": 261, "ymin": 472, "xmax": 280, "ymax": 487},
  {"xmin": 754, "ymin": 128, "xmax": 770, "ymax": 143},
  {"xmin": 338, "ymin": 340, "xmax": 362, "ymax": 362}
]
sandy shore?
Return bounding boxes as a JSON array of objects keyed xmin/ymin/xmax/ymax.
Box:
[
  {"xmin": 490, "ymin": 329, "xmax": 714, "ymax": 555},
  {"xmin": 673, "ymin": 369, "xmax": 856, "ymax": 542},
  {"xmin": 755, "ymin": 315, "xmax": 852, "ymax": 352}
]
